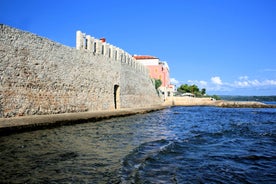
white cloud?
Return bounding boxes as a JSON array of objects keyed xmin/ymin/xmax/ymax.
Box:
[
  {"xmin": 234, "ymin": 77, "xmax": 276, "ymax": 88},
  {"xmin": 199, "ymin": 80, "xmax": 208, "ymax": 86},
  {"xmin": 261, "ymin": 69, "xmax": 276, "ymax": 72},
  {"xmin": 170, "ymin": 78, "xmax": 179, "ymax": 85},
  {"xmin": 211, "ymin": 76, "xmax": 223, "ymax": 85},
  {"xmin": 250, "ymin": 80, "xmax": 261, "ymax": 86},
  {"xmin": 264, "ymin": 80, "xmax": 276, "ymax": 85},
  {"xmin": 187, "ymin": 80, "xmax": 208, "ymax": 87},
  {"xmin": 187, "ymin": 80, "xmax": 195, "ymax": 83},
  {"xmin": 239, "ymin": 76, "xmax": 249, "ymax": 80},
  {"xmin": 234, "ymin": 81, "xmax": 249, "ymax": 87}
]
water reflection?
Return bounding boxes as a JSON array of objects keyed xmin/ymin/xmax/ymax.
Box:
[{"xmin": 0, "ymin": 110, "xmax": 174, "ymax": 183}]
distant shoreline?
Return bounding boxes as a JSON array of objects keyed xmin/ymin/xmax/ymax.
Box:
[
  {"xmin": 163, "ymin": 96, "xmax": 276, "ymax": 108},
  {"xmin": 219, "ymin": 95, "xmax": 276, "ymax": 102}
]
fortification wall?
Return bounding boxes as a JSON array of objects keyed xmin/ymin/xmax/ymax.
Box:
[{"xmin": 0, "ymin": 24, "xmax": 161, "ymax": 118}]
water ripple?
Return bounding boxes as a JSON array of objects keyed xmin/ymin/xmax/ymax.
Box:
[{"xmin": 0, "ymin": 106, "xmax": 275, "ymax": 183}]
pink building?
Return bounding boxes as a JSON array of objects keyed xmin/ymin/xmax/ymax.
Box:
[{"xmin": 134, "ymin": 55, "xmax": 173, "ymax": 97}]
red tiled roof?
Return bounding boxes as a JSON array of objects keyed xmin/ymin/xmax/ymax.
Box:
[{"xmin": 133, "ymin": 55, "xmax": 158, "ymax": 60}]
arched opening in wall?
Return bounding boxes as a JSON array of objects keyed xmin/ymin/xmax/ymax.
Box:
[
  {"xmin": 93, "ymin": 42, "xmax": 96, "ymax": 53},
  {"xmin": 114, "ymin": 85, "xmax": 120, "ymax": 109}
]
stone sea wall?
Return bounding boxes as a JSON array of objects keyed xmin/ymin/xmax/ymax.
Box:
[{"xmin": 0, "ymin": 24, "xmax": 161, "ymax": 118}]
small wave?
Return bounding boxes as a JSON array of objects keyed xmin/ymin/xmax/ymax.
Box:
[
  {"xmin": 120, "ymin": 131, "xmax": 276, "ymax": 184},
  {"xmin": 120, "ymin": 139, "xmax": 176, "ymax": 183}
]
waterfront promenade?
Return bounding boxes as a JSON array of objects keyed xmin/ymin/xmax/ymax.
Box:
[
  {"xmin": 1, "ymin": 97, "xmax": 275, "ymax": 135},
  {"xmin": 0, "ymin": 106, "xmax": 166, "ymax": 135}
]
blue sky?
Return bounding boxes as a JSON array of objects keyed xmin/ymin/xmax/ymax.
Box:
[{"xmin": 1, "ymin": 0, "xmax": 276, "ymax": 95}]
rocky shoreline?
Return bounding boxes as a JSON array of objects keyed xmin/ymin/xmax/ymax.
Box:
[
  {"xmin": 214, "ymin": 100, "xmax": 275, "ymax": 108},
  {"xmin": 163, "ymin": 97, "xmax": 276, "ymax": 108}
]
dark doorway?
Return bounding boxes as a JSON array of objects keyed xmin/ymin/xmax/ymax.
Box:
[{"xmin": 114, "ymin": 85, "xmax": 120, "ymax": 109}]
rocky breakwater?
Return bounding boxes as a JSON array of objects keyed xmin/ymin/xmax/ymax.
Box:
[
  {"xmin": 214, "ymin": 100, "xmax": 276, "ymax": 108},
  {"xmin": 164, "ymin": 97, "xmax": 276, "ymax": 108}
]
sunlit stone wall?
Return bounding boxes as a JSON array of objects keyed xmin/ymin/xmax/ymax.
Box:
[{"xmin": 0, "ymin": 24, "xmax": 161, "ymax": 117}]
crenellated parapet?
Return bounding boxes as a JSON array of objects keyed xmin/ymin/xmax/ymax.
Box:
[{"xmin": 76, "ymin": 30, "xmax": 148, "ymax": 75}]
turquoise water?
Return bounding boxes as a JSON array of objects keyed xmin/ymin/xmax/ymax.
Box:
[{"xmin": 0, "ymin": 106, "xmax": 275, "ymax": 183}]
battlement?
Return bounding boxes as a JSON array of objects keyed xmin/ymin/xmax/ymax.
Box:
[{"xmin": 76, "ymin": 30, "xmax": 148, "ymax": 75}]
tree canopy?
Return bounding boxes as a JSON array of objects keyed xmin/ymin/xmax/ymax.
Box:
[
  {"xmin": 177, "ymin": 84, "xmax": 206, "ymax": 97},
  {"xmin": 177, "ymin": 84, "xmax": 220, "ymax": 99}
]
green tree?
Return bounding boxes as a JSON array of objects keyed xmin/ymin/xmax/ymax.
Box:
[
  {"xmin": 190, "ymin": 84, "xmax": 199, "ymax": 94},
  {"xmin": 154, "ymin": 79, "xmax": 162, "ymax": 89},
  {"xmin": 177, "ymin": 84, "xmax": 208, "ymax": 97},
  {"xmin": 178, "ymin": 84, "xmax": 200, "ymax": 94},
  {"xmin": 201, "ymin": 88, "xmax": 206, "ymax": 96},
  {"xmin": 177, "ymin": 84, "xmax": 221, "ymax": 99},
  {"xmin": 177, "ymin": 84, "xmax": 190, "ymax": 93}
]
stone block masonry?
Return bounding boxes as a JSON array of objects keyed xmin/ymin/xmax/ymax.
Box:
[{"xmin": 0, "ymin": 24, "xmax": 161, "ymax": 118}]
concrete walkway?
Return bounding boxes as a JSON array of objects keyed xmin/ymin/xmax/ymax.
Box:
[{"xmin": 0, "ymin": 106, "xmax": 166, "ymax": 135}]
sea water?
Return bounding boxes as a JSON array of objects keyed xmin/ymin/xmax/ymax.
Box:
[{"xmin": 0, "ymin": 106, "xmax": 275, "ymax": 183}]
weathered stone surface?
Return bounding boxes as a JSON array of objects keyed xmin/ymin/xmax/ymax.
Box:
[{"xmin": 0, "ymin": 24, "xmax": 161, "ymax": 118}]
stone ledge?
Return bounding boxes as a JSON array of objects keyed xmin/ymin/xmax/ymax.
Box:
[{"xmin": 0, "ymin": 106, "xmax": 166, "ymax": 136}]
